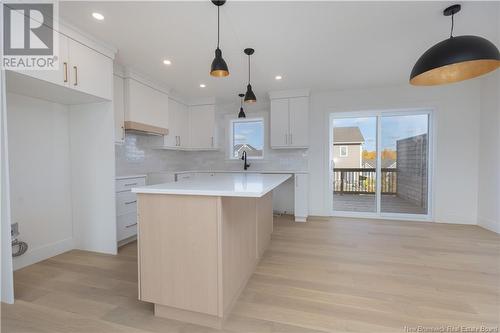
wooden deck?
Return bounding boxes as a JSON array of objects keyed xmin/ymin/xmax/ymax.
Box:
[
  {"xmin": 3, "ymin": 215, "xmax": 499, "ymax": 332},
  {"xmin": 333, "ymin": 194, "xmax": 427, "ymax": 214}
]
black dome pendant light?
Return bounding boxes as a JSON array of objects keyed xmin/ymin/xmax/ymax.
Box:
[
  {"xmin": 410, "ymin": 4, "xmax": 500, "ymax": 86},
  {"xmin": 244, "ymin": 48, "xmax": 257, "ymax": 103},
  {"xmin": 210, "ymin": 0, "xmax": 229, "ymax": 77},
  {"xmin": 238, "ymin": 93, "xmax": 246, "ymax": 118}
]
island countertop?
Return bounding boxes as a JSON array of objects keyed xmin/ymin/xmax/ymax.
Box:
[{"xmin": 131, "ymin": 173, "xmax": 291, "ymax": 197}]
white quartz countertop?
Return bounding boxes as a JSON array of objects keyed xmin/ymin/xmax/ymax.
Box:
[
  {"xmin": 174, "ymin": 170, "xmax": 308, "ymax": 174},
  {"xmin": 131, "ymin": 173, "xmax": 291, "ymax": 197}
]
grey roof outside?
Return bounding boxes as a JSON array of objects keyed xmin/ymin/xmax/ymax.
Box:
[
  {"xmin": 363, "ymin": 158, "xmax": 397, "ymax": 169},
  {"xmin": 333, "ymin": 127, "xmax": 365, "ymax": 144},
  {"xmin": 233, "ymin": 144, "xmax": 261, "ymax": 157}
]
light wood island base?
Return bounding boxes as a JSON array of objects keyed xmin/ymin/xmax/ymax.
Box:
[{"xmin": 137, "ymin": 192, "xmax": 273, "ymax": 328}]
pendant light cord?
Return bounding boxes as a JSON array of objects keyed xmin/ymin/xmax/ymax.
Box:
[
  {"xmin": 248, "ymin": 55, "xmax": 251, "ymax": 84},
  {"xmin": 217, "ymin": 6, "xmax": 220, "ymax": 48},
  {"xmin": 450, "ymin": 13, "xmax": 454, "ymax": 38}
]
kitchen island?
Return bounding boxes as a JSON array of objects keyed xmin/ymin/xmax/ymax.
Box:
[{"xmin": 132, "ymin": 173, "xmax": 290, "ymax": 328}]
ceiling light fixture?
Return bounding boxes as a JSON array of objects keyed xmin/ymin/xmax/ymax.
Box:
[
  {"xmin": 238, "ymin": 93, "xmax": 246, "ymax": 118},
  {"xmin": 244, "ymin": 48, "xmax": 257, "ymax": 103},
  {"xmin": 163, "ymin": 59, "xmax": 172, "ymax": 65},
  {"xmin": 275, "ymin": 75, "xmax": 282, "ymax": 80},
  {"xmin": 410, "ymin": 4, "xmax": 500, "ymax": 86},
  {"xmin": 92, "ymin": 12, "xmax": 104, "ymax": 20},
  {"xmin": 200, "ymin": 84, "xmax": 206, "ymax": 88},
  {"xmin": 210, "ymin": 0, "xmax": 229, "ymax": 77}
]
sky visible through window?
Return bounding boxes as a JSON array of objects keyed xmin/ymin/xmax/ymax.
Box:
[
  {"xmin": 233, "ymin": 121, "xmax": 264, "ymax": 149},
  {"xmin": 333, "ymin": 115, "xmax": 428, "ymax": 151}
]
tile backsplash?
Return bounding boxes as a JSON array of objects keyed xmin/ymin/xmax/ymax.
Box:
[
  {"xmin": 115, "ymin": 108, "xmax": 308, "ymax": 177},
  {"xmin": 115, "ymin": 133, "xmax": 186, "ymax": 176}
]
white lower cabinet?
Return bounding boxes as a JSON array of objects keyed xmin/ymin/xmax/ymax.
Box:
[
  {"xmin": 294, "ymin": 173, "xmax": 309, "ymax": 222},
  {"xmin": 116, "ymin": 176, "xmax": 146, "ymax": 243}
]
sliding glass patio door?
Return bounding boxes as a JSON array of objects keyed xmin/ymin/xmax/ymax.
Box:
[
  {"xmin": 331, "ymin": 110, "xmax": 431, "ymax": 218},
  {"xmin": 332, "ymin": 117, "xmax": 378, "ymax": 213}
]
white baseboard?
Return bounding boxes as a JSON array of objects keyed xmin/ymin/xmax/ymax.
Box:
[
  {"xmin": 433, "ymin": 214, "xmax": 476, "ymax": 225},
  {"xmin": 478, "ymin": 217, "xmax": 500, "ymax": 234},
  {"xmin": 13, "ymin": 237, "xmax": 74, "ymax": 271}
]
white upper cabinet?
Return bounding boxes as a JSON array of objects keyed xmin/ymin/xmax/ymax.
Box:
[
  {"xmin": 165, "ymin": 98, "xmax": 189, "ymax": 148},
  {"xmin": 270, "ymin": 99, "xmax": 289, "ymax": 147},
  {"xmin": 288, "ymin": 97, "xmax": 309, "ymax": 147},
  {"xmin": 124, "ymin": 78, "xmax": 169, "ymax": 134},
  {"xmin": 15, "ymin": 33, "xmax": 70, "ymax": 87},
  {"xmin": 68, "ymin": 39, "xmax": 113, "ymax": 100},
  {"xmin": 10, "ymin": 28, "xmax": 114, "ymax": 102},
  {"xmin": 189, "ymin": 105, "xmax": 216, "ymax": 149},
  {"xmin": 113, "ymin": 74, "xmax": 125, "ymax": 143},
  {"xmin": 269, "ymin": 90, "xmax": 309, "ymax": 149},
  {"xmin": 162, "ymin": 102, "xmax": 216, "ymax": 150}
]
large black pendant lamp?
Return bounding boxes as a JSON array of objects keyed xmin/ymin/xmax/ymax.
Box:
[
  {"xmin": 244, "ymin": 48, "xmax": 257, "ymax": 103},
  {"xmin": 410, "ymin": 4, "xmax": 500, "ymax": 86},
  {"xmin": 210, "ymin": 0, "xmax": 229, "ymax": 77},
  {"xmin": 238, "ymin": 93, "xmax": 246, "ymax": 118}
]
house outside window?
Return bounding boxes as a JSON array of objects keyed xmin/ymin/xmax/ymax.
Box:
[
  {"xmin": 339, "ymin": 146, "xmax": 348, "ymax": 157},
  {"xmin": 229, "ymin": 118, "xmax": 264, "ymax": 159}
]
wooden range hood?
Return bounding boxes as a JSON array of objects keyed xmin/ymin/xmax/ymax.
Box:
[{"xmin": 124, "ymin": 121, "xmax": 168, "ymax": 136}]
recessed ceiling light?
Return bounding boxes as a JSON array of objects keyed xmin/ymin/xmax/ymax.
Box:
[
  {"xmin": 275, "ymin": 75, "xmax": 283, "ymax": 80},
  {"xmin": 199, "ymin": 84, "xmax": 206, "ymax": 88},
  {"xmin": 92, "ymin": 12, "xmax": 104, "ymax": 20},
  {"xmin": 163, "ymin": 59, "xmax": 172, "ymax": 65}
]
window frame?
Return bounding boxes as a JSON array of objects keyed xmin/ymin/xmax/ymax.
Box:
[
  {"xmin": 228, "ymin": 117, "xmax": 265, "ymax": 160},
  {"xmin": 339, "ymin": 145, "xmax": 348, "ymax": 157}
]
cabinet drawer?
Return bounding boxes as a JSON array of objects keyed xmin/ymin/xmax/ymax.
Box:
[
  {"xmin": 117, "ymin": 212, "xmax": 137, "ymax": 241},
  {"xmin": 116, "ymin": 191, "xmax": 138, "ymax": 216},
  {"xmin": 116, "ymin": 177, "xmax": 145, "ymax": 192}
]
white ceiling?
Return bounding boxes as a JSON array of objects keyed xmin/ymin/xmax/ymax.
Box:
[{"xmin": 59, "ymin": 1, "xmax": 500, "ymax": 103}]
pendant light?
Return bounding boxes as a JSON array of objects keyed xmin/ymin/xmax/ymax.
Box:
[
  {"xmin": 410, "ymin": 4, "xmax": 500, "ymax": 86},
  {"xmin": 210, "ymin": 0, "xmax": 229, "ymax": 77},
  {"xmin": 238, "ymin": 93, "xmax": 246, "ymax": 118},
  {"xmin": 244, "ymin": 48, "xmax": 257, "ymax": 103}
]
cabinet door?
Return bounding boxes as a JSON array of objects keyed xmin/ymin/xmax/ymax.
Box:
[
  {"xmin": 270, "ymin": 99, "xmax": 289, "ymax": 147},
  {"xmin": 113, "ymin": 75, "xmax": 125, "ymax": 143},
  {"xmin": 164, "ymin": 99, "xmax": 180, "ymax": 147},
  {"xmin": 68, "ymin": 39, "xmax": 113, "ymax": 100},
  {"xmin": 294, "ymin": 174, "xmax": 308, "ymax": 222},
  {"xmin": 14, "ymin": 33, "xmax": 69, "ymax": 87},
  {"xmin": 289, "ymin": 97, "xmax": 309, "ymax": 147},
  {"xmin": 189, "ymin": 105, "xmax": 215, "ymax": 149},
  {"xmin": 177, "ymin": 103, "xmax": 189, "ymax": 148}
]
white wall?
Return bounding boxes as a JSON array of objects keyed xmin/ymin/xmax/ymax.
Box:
[
  {"xmin": 1, "ymin": 71, "xmax": 14, "ymax": 303},
  {"xmin": 309, "ymin": 80, "xmax": 482, "ymax": 225},
  {"xmin": 478, "ymin": 71, "xmax": 500, "ymax": 233},
  {"xmin": 70, "ymin": 102, "xmax": 117, "ymax": 254},
  {"xmin": 7, "ymin": 93, "xmax": 74, "ymax": 270}
]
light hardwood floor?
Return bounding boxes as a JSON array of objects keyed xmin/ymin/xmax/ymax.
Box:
[{"xmin": 3, "ymin": 216, "xmax": 499, "ymax": 333}]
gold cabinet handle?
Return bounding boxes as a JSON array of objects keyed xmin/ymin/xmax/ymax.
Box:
[
  {"xmin": 73, "ymin": 66, "xmax": 78, "ymax": 86},
  {"xmin": 63, "ymin": 62, "xmax": 68, "ymax": 82}
]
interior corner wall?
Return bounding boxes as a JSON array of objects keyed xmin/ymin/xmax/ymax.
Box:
[
  {"xmin": 6, "ymin": 93, "xmax": 74, "ymax": 270},
  {"xmin": 308, "ymin": 80, "xmax": 482, "ymax": 225},
  {"xmin": 478, "ymin": 71, "xmax": 500, "ymax": 233},
  {"xmin": 70, "ymin": 102, "xmax": 117, "ymax": 254}
]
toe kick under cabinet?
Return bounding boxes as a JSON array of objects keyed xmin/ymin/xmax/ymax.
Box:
[{"xmin": 116, "ymin": 176, "xmax": 146, "ymax": 243}]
